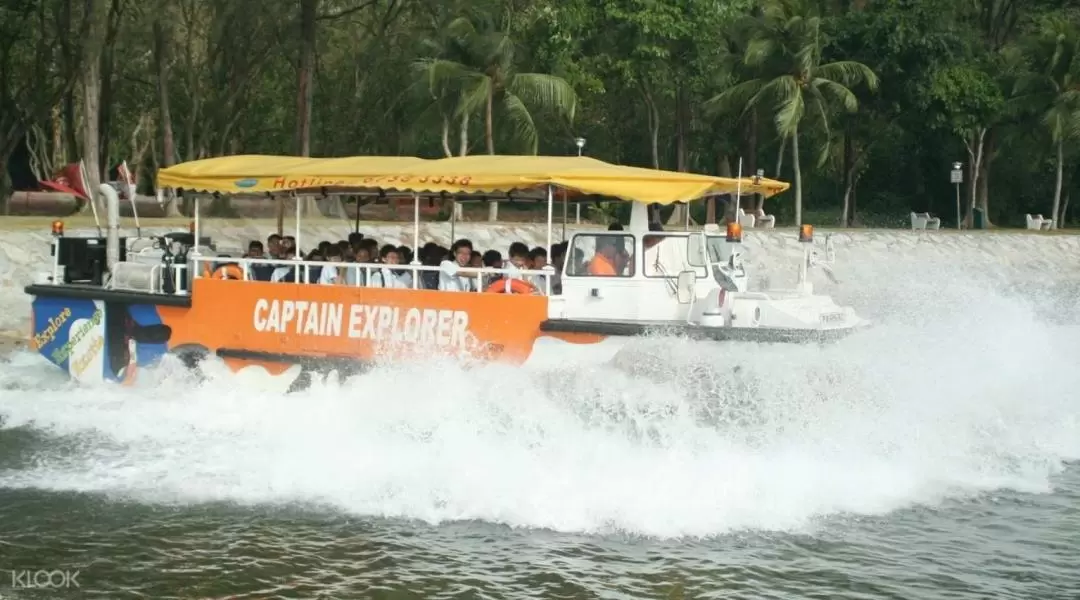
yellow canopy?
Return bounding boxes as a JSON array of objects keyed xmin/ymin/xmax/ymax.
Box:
[
  {"xmin": 368, "ymin": 155, "xmax": 789, "ymax": 202},
  {"xmin": 156, "ymin": 155, "xmax": 428, "ymax": 194},
  {"xmin": 157, "ymin": 154, "xmax": 789, "ymax": 204}
]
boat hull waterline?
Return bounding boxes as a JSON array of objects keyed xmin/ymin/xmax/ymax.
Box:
[{"xmin": 26, "ymin": 279, "xmax": 861, "ymax": 389}]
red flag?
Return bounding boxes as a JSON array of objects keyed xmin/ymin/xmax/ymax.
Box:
[
  {"xmin": 117, "ymin": 160, "xmax": 135, "ymax": 185},
  {"xmin": 39, "ymin": 160, "xmax": 91, "ymax": 202},
  {"xmin": 117, "ymin": 160, "xmax": 137, "ymax": 199}
]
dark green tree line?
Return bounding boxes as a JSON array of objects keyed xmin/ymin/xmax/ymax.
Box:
[{"xmin": 2, "ymin": 0, "xmax": 1079, "ymax": 228}]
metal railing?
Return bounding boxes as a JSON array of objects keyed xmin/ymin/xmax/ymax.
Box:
[{"xmin": 190, "ymin": 255, "xmax": 554, "ymax": 295}]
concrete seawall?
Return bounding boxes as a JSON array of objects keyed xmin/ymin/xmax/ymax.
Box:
[{"xmin": 2, "ymin": 219, "xmax": 1079, "ymax": 333}]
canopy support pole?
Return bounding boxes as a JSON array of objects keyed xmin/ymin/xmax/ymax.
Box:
[
  {"xmin": 736, "ymin": 157, "xmax": 743, "ymax": 222},
  {"xmin": 354, "ymin": 194, "xmax": 361, "ymax": 233},
  {"xmin": 292, "ymin": 191, "xmax": 301, "ymax": 256},
  {"xmin": 562, "ymin": 190, "xmax": 567, "ymax": 241},
  {"xmin": 546, "ymin": 185, "xmax": 554, "ymax": 261},
  {"xmin": 450, "ymin": 200, "xmax": 456, "ymax": 243},
  {"xmin": 192, "ymin": 191, "xmax": 201, "ymax": 262},
  {"xmin": 412, "ymin": 192, "xmax": 420, "ymax": 255}
]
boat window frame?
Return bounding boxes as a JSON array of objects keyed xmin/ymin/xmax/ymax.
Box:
[
  {"xmin": 690, "ymin": 234, "xmax": 734, "ymax": 268},
  {"xmin": 642, "ymin": 232, "xmax": 707, "ymax": 279},
  {"xmin": 563, "ymin": 232, "xmax": 637, "ymax": 278}
]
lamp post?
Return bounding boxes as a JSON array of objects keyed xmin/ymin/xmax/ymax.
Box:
[
  {"xmin": 573, "ymin": 138, "xmax": 585, "ymax": 224},
  {"xmin": 951, "ymin": 161, "xmax": 963, "ymax": 229}
]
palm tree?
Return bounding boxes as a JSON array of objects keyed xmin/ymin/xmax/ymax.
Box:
[
  {"xmin": 1013, "ymin": 17, "xmax": 1080, "ymax": 229},
  {"xmin": 413, "ymin": 12, "xmax": 577, "ymax": 221},
  {"xmin": 705, "ymin": 0, "xmax": 878, "ymax": 226}
]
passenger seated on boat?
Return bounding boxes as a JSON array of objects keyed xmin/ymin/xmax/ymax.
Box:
[
  {"xmin": 439, "ymin": 238, "xmax": 476, "ymax": 291},
  {"xmin": 245, "ymin": 241, "xmax": 275, "ymax": 281},
  {"xmin": 282, "ymin": 236, "xmax": 297, "ymax": 256},
  {"xmin": 528, "ymin": 246, "xmax": 548, "ymax": 293},
  {"xmin": 347, "ymin": 233, "xmax": 364, "ymax": 259},
  {"xmin": 469, "ymin": 250, "xmax": 483, "ymax": 268},
  {"xmin": 337, "ymin": 240, "xmax": 353, "ymax": 261},
  {"xmin": 345, "ymin": 245, "xmax": 372, "ymax": 286},
  {"xmin": 267, "ymin": 234, "xmax": 282, "ymax": 259},
  {"xmin": 485, "ymin": 242, "xmax": 530, "ymax": 293},
  {"xmin": 304, "ymin": 247, "xmax": 325, "ymax": 283},
  {"xmin": 550, "ymin": 242, "xmax": 567, "ymax": 294},
  {"xmin": 359, "ymin": 238, "xmax": 379, "ymax": 263},
  {"xmin": 507, "ymin": 242, "xmax": 529, "ymax": 271},
  {"xmin": 318, "ymin": 245, "xmax": 344, "ymax": 284},
  {"xmin": 271, "ymin": 247, "xmax": 299, "ymax": 282},
  {"xmin": 396, "ymin": 245, "xmax": 415, "ymax": 287},
  {"xmin": 245, "ymin": 240, "xmax": 265, "ymax": 259},
  {"xmin": 529, "ymin": 246, "xmax": 547, "ymax": 270},
  {"xmin": 370, "ymin": 244, "xmax": 409, "ymax": 288},
  {"xmin": 419, "ymin": 243, "xmax": 444, "ymax": 290},
  {"xmin": 482, "ymin": 249, "xmax": 503, "ymax": 288}
]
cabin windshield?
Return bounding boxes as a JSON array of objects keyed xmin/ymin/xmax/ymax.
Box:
[
  {"xmin": 704, "ymin": 235, "xmax": 731, "ymax": 264},
  {"xmin": 688, "ymin": 235, "xmax": 734, "ymax": 266},
  {"xmin": 686, "ymin": 234, "xmax": 745, "ymax": 289}
]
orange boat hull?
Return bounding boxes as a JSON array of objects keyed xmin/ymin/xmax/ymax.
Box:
[{"xmin": 27, "ymin": 279, "xmax": 616, "ymax": 388}]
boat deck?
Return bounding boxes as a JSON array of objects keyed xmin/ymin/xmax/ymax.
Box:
[
  {"xmin": 539, "ymin": 318, "xmax": 853, "ymax": 343},
  {"xmin": 25, "ymin": 284, "xmax": 193, "ymax": 307}
]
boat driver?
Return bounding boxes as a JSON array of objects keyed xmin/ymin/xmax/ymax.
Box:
[{"xmin": 588, "ymin": 237, "xmax": 619, "ymax": 276}]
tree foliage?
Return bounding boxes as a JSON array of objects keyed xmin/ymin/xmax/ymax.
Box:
[{"xmin": 2, "ymin": 0, "xmax": 1079, "ymax": 226}]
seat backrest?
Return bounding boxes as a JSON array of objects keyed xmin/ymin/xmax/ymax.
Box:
[
  {"xmin": 110, "ymin": 261, "xmax": 161, "ymax": 293},
  {"xmin": 128, "ymin": 238, "xmax": 157, "ymax": 254}
]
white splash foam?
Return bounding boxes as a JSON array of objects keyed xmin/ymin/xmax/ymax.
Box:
[{"xmin": 1, "ymin": 262, "xmax": 1079, "ymax": 538}]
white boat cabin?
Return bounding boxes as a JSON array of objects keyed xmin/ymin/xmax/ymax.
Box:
[{"xmin": 549, "ymin": 201, "xmax": 747, "ymax": 323}]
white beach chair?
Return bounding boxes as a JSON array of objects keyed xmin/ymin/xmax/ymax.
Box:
[
  {"xmin": 910, "ymin": 212, "xmax": 940, "ymax": 230},
  {"xmin": 754, "ymin": 209, "xmax": 776, "ymax": 229},
  {"xmin": 737, "ymin": 208, "xmax": 756, "ymax": 229},
  {"xmin": 1026, "ymin": 214, "xmax": 1054, "ymax": 230}
]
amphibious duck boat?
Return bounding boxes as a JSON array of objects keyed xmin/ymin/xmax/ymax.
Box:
[{"xmin": 24, "ymin": 154, "xmax": 865, "ymax": 388}]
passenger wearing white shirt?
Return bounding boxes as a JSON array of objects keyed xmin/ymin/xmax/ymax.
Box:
[
  {"xmin": 344, "ymin": 245, "xmax": 372, "ymax": 287},
  {"xmin": 502, "ymin": 242, "xmax": 531, "ymax": 291},
  {"xmin": 318, "ymin": 245, "xmax": 344, "ymax": 284},
  {"xmin": 527, "ymin": 246, "xmax": 549, "ymax": 294},
  {"xmin": 271, "ymin": 247, "xmax": 299, "ymax": 283},
  {"xmin": 481, "ymin": 242, "xmax": 534, "ymax": 293},
  {"xmin": 370, "ymin": 244, "xmax": 410, "ymax": 288},
  {"xmin": 438, "ymin": 239, "xmax": 477, "ymax": 292}
]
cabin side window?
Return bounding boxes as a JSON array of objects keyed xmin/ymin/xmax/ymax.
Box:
[
  {"xmin": 643, "ymin": 233, "xmax": 710, "ymax": 278},
  {"xmin": 686, "ymin": 233, "xmax": 706, "ymax": 267},
  {"xmin": 564, "ymin": 234, "xmax": 635, "ymax": 277}
]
